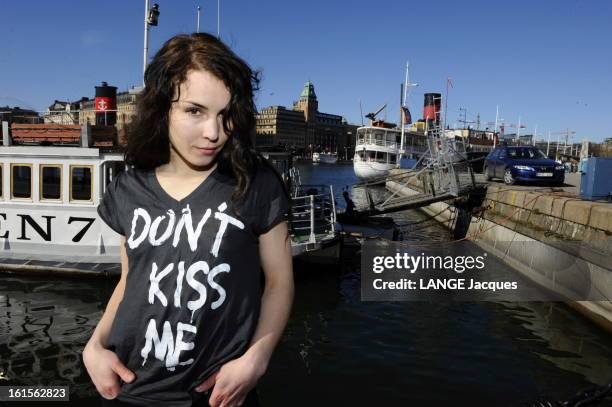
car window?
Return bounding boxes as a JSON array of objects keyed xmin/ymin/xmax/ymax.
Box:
[{"xmin": 506, "ymin": 148, "xmax": 548, "ymax": 159}]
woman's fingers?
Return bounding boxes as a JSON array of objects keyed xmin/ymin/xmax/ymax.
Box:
[
  {"xmin": 195, "ymin": 370, "xmax": 218, "ymax": 392},
  {"xmin": 110, "ymin": 356, "xmax": 135, "ymax": 383},
  {"xmin": 98, "ymin": 381, "xmax": 121, "ymax": 400},
  {"xmin": 217, "ymin": 386, "xmax": 245, "ymax": 407},
  {"xmin": 83, "ymin": 345, "xmax": 131, "ymax": 399}
]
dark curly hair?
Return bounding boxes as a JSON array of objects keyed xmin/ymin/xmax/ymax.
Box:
[{"xmin": 124, "ymin": 32, "xmax": 264, "ymax": 203}]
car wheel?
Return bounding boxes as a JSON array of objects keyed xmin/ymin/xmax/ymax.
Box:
[{"xmin": 504, "ymin": 168, "xmax": 515, "ymax": 185}]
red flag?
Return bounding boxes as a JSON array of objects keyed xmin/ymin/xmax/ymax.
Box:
[{"xmin": 401, "ymin": 106, "xmax": 412, "ymax": 125}]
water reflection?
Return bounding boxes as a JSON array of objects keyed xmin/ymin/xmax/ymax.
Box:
[{"xmin": 0, "ymin": 277, "xmax": 114, "ymax": 401}]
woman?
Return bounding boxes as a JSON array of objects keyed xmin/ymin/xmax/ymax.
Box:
[{"xmin": 83, "ymin": 33, "xmax": 294, "ymax": 407}]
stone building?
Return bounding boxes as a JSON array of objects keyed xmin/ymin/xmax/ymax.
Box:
[
  {"xmin": 256, "ymin": 106, "xmax": 306, "ymax": 148},
  {"xmin": 256, "ymin": 81, "xmax": 357, "ymax": 158},
  {"xmin": 44, "ymin": 98, "xmax": 89, "ymax": 124}
]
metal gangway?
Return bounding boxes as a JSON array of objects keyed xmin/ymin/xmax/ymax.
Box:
[{"xmin": 355, "ymin": 122, "xmax": 486, "ymax": 216}]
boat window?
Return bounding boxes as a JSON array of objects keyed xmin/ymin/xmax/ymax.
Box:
[
  {"xmin": 40, "ymin": 165, "xmax": 62, "ymax": 200},
  {"xmin": 70, "ymin": 165, "xmax": 92, "ymax": 201},
  {"xmin": 389, "ymin": 153, "xmax": 396, "ymax": 163},
  {"xmin": 357, "ymin": 150, "xmax": 365, "ymax": 159},
  {"xmin": 368, "ymin": 151, "xmax": 376, "ymax": 161},
  {"xmin": 0, "ymin": 165, "xmax": 2, "ymax": 198},
  {"xmin": 11, "ymin": 164, "xmax": 32, "ymax": 199}
]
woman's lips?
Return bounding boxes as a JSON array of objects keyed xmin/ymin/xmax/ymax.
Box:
[{"xmin": 195, "ymin": 146, "xmax": 217, "ymax": 156}]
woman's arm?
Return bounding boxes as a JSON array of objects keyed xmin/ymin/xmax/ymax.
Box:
[
  {"xmin": 196, "ymin": 221, "xmax": 294, "ymax": 407},
  {"xmin": 244, "ymin": 220, "xmax": 294, "ymax": 370},
  {"xmin": 89, "ymin": 236, "xmax": 129, "ymax": 347},
  {"xmin": 83, "ymin": 236, "xmax": 136, "ymax": 399}
]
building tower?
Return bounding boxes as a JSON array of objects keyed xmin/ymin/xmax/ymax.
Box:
[{"xmin": 293, "ymin": 81, "xmax": 318, "ymax": 123}]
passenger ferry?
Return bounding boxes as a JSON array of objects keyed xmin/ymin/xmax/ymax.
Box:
[
  {"xmin": 0, "ymin": 123, "xmax": 124, "ymax": 275},
  {"xmin": 0, "ymin": 123, "xmax": 340, "ymax": 276},
  {"xmin": 353, "ymin": 123, "xmax": 427, "ymax": 181}
]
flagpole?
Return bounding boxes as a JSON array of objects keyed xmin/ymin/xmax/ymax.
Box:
[
  {"xmin": 400, "ymin": 61, "xmax": 409, "ymax": 154},
  {"xmin": 444, "ymin": 77, "xmax": 452, "ymax": 131}
]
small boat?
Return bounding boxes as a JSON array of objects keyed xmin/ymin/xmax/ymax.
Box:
[
  {"xmin": 312, "ymin": 152, "xmax": 338, "ymax": 164},
  {"xmin": 259, "ymin": 149, "xmax": 341, "ymax": 263}
]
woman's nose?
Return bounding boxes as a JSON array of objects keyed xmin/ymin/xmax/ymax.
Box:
[{"xmin": 202, "ymin": 118, "xmax": 221, "ymax": 141}]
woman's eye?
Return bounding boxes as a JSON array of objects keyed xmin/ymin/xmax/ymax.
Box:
[{"xmin": 187, "ymin": 108, "xmax": 201, "ymax": 115}]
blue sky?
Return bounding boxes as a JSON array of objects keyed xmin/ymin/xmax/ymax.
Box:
[{"xmin": 1, "ymin": 0, "xmax": 610, "ymax": 142}]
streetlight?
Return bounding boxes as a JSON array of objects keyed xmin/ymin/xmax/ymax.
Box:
[
  {"xmin": 143, "ymin": 1, "xmax": 160, "ymax": 85},
  {"xmin": 196, "ymin": 6, "xmax": 201, "ymax": 33}
]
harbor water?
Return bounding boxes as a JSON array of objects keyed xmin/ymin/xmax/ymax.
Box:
[{"xmin": 1, "ymin": 161, "xmax": 611, "ymax": 406}]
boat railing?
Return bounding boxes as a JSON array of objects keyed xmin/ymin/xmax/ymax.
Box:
[
  {"xmin": 356, "ymin": 138, "xmax": 398, "ymax": 149},
  {"xmin": 288, "ymin": 167, "xmax": 302, "ymax": 197},
  {"xmin": 290, "ymin": 184, "xmax": 336, "ymax": 244}
]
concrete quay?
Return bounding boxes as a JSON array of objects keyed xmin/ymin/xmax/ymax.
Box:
[{"xmin": 386, "ymin": 168, "xmax": 612, "ymax": 333}]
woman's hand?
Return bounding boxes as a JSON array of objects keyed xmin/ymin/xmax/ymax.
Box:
[
  {"xmin": 195, "ymin": 353, "xmax": 266, "ymax": 407},
  {"xmin": 83, "ymin": 341, "xmax": 135, "ymax": 400}
]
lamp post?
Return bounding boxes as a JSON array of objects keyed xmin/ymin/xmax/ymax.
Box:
[
  {"xmin": 197, "ymin": 6, "xmax": 201, "ymax": 33},
  {"xmin": 143, "ymin": 1, "xmax": 160, "ymax": 85}
]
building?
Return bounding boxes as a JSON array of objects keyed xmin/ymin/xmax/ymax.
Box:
[
  {"xmin": 256, "ymin": 81, "xmax": 357, "ymax": 158},
  {"xmin": 0, "ymin": 106, "xmax": 41, "ymax": 124},
  {"xmin": 256, "ymin": 106, "xmax": 307, "ymax": 148},
  {"xmin": 44, "ymin": 98, "xmax": 89, "ymax": 125},
  {"xmin": 444, "ymin": 128, "xmax": 496, "ymax": 142}
]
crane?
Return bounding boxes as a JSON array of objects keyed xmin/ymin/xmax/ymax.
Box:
[
  {"xmin": 365, "ymin": 103, "xmax": 387, "ymax": 122},
  {"xmin": 485, "ymin": 120, "xmax": 527, "ymax": 141}
]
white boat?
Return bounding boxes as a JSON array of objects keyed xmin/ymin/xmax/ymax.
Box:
[
  {"xmin": 353, "ymin": 125, "xmax": 402, "ymax": 181},
  {"xmin": 312, "ymin": 152, "xmax": 338, "ymax": 164},
  {"xmin": 0, "ymin": 123, "xmax": 125, "ymax": 275},
  {"xmin": 354, "ymin": 62, "xmax": 425, "ymax": 181}
]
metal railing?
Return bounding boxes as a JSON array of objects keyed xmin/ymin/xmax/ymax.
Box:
[
  {"xmin": 357, "ymin": 138, "xmax": 398, "ymax": 149},
  {"xmin": 290, "ymin": 184, "xmax": 336, "ymax": 244}
]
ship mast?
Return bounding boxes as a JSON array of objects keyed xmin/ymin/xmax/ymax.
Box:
[{"xmin": 400, "ymin": 61, "xmax": 418, "ymax": 157}]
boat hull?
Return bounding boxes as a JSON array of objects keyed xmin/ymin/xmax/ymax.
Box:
[{"xmin": 353, "ymin": 160, "xmax": 394, "ymax": 180}]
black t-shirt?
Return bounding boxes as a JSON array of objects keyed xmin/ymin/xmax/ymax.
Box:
[{"xmin": 96, "ymin": 163, "xmax": 289, "ymax": 406}]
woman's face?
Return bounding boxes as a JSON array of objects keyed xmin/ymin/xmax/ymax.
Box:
[{"xmin": 167, "ymin": 69, "xmax": 232, "ymax": 170}]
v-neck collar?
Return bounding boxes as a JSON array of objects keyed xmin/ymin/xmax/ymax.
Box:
[{"xmin": 150, "ymin": 166, "xmax": 219, "ymax": 206}]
